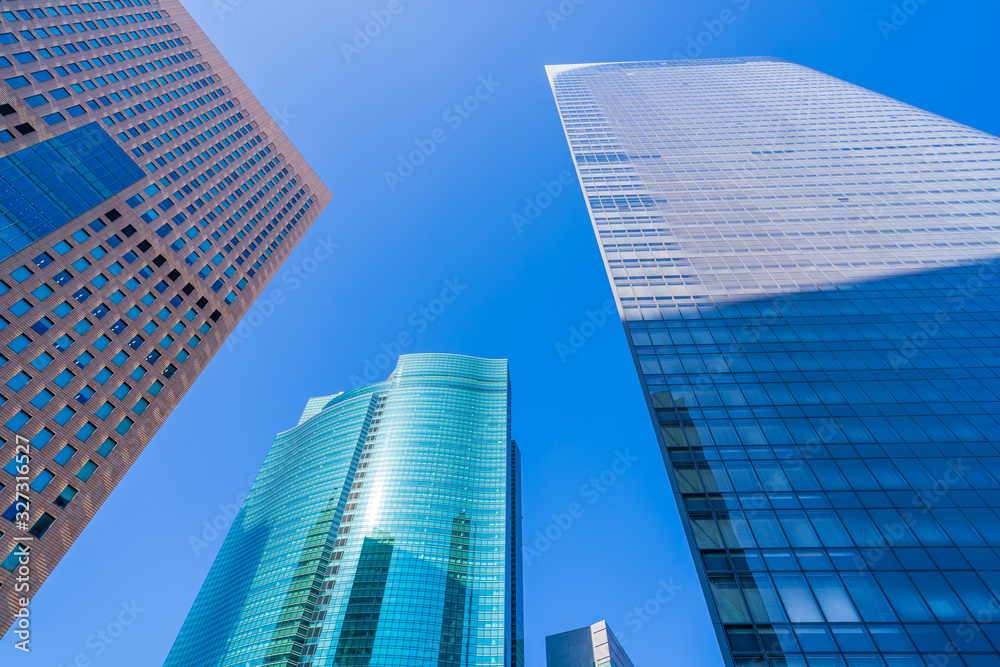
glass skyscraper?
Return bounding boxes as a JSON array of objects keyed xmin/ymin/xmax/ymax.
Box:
[
  {"xmin": 0, "ymin": 0, "xmax": 329, "ymax": 631},
  {"xmin": 546, "ymin": 620, "xmax": 635, "ymax": 667},
  {"xmin": 548, "ymin": 57, "xmax": 1000, "ymax": 667},
  {"xmin": 166, "ymin": 353, "xmax": 523, "ymax": 667}
]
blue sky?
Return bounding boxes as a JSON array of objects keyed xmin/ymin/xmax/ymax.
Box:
[{"xmin": 4, "ymin": 0, "xmax": 1000, "ymax": 665}]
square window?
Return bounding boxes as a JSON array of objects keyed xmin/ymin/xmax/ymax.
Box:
[
  {"xmin": 7, "ymin": 334, "xmax": 32, "ymax": 353},
  {"xmin": 29, "ymin": 389, "xmax": 53, "ymax": 409},
  {"xmin": 91, "ymin": 303, "xmax": 110, "ymax": 319},
  {"xmin": 73, "ymin": 318, "xmax": 93, "ymax": 335},
  {"xmin": 6, "ymin": 371, "xmax": 32, "ymax": 392},
  {"xmin": 53, "ymin": 334, "xmax": 74, "ymax": 352},
  {"xmin": 53, "ymin": 301, "xmax": 74, "ymax": 318},
  {"xmin": 31, "ymin": 428, "xmax": 53, "ymax": 448},
  {"xmin": 94, "ymin": 367, "xmax": 112, "ymax": 385},
  {"xmin": 53, "ymin": 240, "xmax": 73, "ymax": 255},
  {"xmin": 1, "ymin": 545, "xmax": 30, "ymax": 572},
  {"xmin": 94, "ymin": 335, "xmax": 111, "ymax": 351},
  {"xmin": 95, "ymin": 401, "xmax": 115, "ymax": 419},
  {"xmin": 53, "ymin": 405, "xmax": 76, "ymax": 425},
  {"xmin": 128, "ymin": 335, "xmax": 144, "ymax": 350},
  {"xmin": 2, "ymin": 497, "xmax": 28, "ymax": 522},
  {"xmin": 31, "ymin": 317, "xmax": 53, "ymax": 335},
  {"xmin": 75, "ymin": 422, "xmax": 96, "ymax": 442},
  {"xmin": 76, "ymin": 460, "xmax": 98, "ymax": 482},
  {"xmin": 111, "ymin": 350, "xmax": 129, "ymax": 366},
  {"xmin": 132, "ymin": 398, "xmax": 149, "ymax": 415},
  {"xmin": 29, "ymin": 513, "xmax": 55, "ymax": 538},
  {"xmin": 74, "ymin": 351, "xmax": 94, "ymax": 368},
  {"xmin": 115, "ymin": 417, "xmax": 134, "ymax": 435},
  {"xmin": 30, "ymin": 470, "xmax": 54, "ymax": 493},
  {"xmin": 126, "ymin": 305, "xmax": 142, "ymax": 319},
  {"xmin": 175, "ymin": 349, "xmax": 189, "ymax": 363},
  {"xmin": 113, "ymin": 383, "xmax": 130, "ymax": 400},
  {"xmin": 54, "ymin": 485, "xmax": 77, "ymax": 509},
  {"xmin": 110, "ymin": 319, "xmax": 127, "ymax": 335},
  {"xmin": 54, "ymin": 444, "xmax": 76, "ymax": 466},
  {"xmin": 31, "ymin": 284, "xmax": 54, "ymax": 301},
  {"xmin": 31, "ymin": 352, "xmax": 54, "ymax": 370},
  {"xmin": 54, "ymin": 369, "xmax": 75, "ymax": 387},
  {"xmin": 149, "ymin": 380, "xmax": 163, "ymax": 397},
  {"xmin": 3, "ymin": 455, "xmax": 27, "ymax": 477},
  {"xmin": 8, "ymin": 299, "xmax": 33, "ymax": 317},
  {"xmin": 4, "ymin": 411, "xmax": 31, "ymax": 433},
  {"xmin": 95, "ymin": 438, "xmax": 117, "ymax": 457},
  {"xmin": 10, "ymin": 266, "xmax": 33, "ymax": 283}
]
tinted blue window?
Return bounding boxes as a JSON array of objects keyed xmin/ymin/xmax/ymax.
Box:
[{"xmin": 0, "ymin": 123, "xmax": 144, "ymax": 261}]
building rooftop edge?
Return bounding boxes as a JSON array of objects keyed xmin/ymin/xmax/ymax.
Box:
[{"xmin": 546, "ymin": 56, "xmax": 794, "ymax": 83}]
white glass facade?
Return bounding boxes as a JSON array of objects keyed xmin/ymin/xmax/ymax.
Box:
[{"xmin": 549, "ymin": 58, "xmax": 1000, "ymax": 667}]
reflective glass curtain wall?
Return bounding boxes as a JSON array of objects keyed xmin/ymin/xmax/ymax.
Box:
[
  {"xmin": 166, "ymin": 353, "xmax": 522, "ymax": 667},
  {"xmin": 548, "ymin": 58, "xmax": 1000, "ymax": 667}
]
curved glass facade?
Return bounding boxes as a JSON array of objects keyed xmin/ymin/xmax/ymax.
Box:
[
  {"xmin": 549, "ymin": 58, "xmax": 1000, "ymax": 667},
  {"xmin": 166, "ymin": 353, "xmax": 522, "ymax": 666}
]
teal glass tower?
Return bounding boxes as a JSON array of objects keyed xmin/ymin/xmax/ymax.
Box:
[
  {"xmin": 165, "ymin": 353, "xmax": 523, "ymax": 667},
  {"xmin": 549, "ymin": 58, "xmax": 1000, "ymax": 667}
]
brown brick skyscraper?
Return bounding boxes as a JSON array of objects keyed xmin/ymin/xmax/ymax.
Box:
[{"xmin": 0, "ymin": 0, "xmax": 330, "ymax": 634}]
